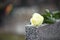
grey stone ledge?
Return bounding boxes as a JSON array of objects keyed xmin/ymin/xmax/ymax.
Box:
[{"xmin": 25, "ymin": 20, "xmax": 60, "ymax": 40}]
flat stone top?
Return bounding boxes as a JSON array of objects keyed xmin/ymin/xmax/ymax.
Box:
[{"xmin": 26, "ymin": 21, "xmax": 60, "ymax": 40}]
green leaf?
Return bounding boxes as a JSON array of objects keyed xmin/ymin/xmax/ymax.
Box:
[
  {"xmin": 42, "ymin": 9, "xmax": 56, "ymax": 24},
  {"xmin": 53, "ymin": 11, "xmax": 60, "ymax": 19}
]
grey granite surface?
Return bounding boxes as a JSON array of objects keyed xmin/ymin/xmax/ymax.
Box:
[{"xmin": 25, "ymin": 21, "xmax": 60, "ymax": 40}]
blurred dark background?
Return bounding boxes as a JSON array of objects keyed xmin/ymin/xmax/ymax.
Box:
[
  {"xmin": 12, "ymin": 0, "xmax": 60, "ymax": 10},
  {"xmin": 0, "ymin": 0, "xmax": 60, "ymax": 40},
  {"xmin": 1, "ymin": 0, "xmax": 60, "ymax": 9},
  {"xmin": 0, "ymin": 0, "xmax": 60, "ymax": 39}
]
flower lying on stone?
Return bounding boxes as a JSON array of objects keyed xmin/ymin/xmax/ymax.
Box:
[{"xmin": 30, "ymin": 13, "xmax": 44, "ymax": 27}]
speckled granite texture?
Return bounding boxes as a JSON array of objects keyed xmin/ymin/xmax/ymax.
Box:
[{"xmin": 25, "ymin": 22, "xmax": 60, "ymax": 40}]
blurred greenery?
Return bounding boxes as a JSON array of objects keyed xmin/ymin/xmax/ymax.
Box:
[
  {"xmin": 53, "ymin": 11, "xmax": 60, "ymax": 19},
  {"xmin": 0, "ymin": 33, "xmax": 25, "ymax": 40},
  {"xmin": 42, "ymin": 9, "xmax": 60, "ymax": 24}
]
